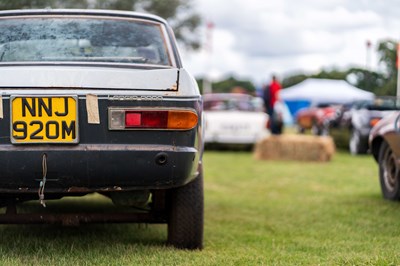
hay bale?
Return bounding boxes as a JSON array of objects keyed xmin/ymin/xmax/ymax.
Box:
[{"xmin": 254, "ymin": 135, "xmax": 335, "ymax": 162}]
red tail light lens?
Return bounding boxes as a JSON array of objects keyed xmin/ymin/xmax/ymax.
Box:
[
  {"xmin": 125, "ymin": 112, "xmax": 142, "ymax": 127},
  {"xmin": 125, "ymin": 111, "xmax": 168, "ymax": 128},
  {"xmin": 109, "ymin": 108, "xmax": 198, "ymax": 130}
]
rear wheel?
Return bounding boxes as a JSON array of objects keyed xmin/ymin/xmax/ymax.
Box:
[
  {"xmin": 379, "ymin": 141, "xmax": 400, "ymax": 200},
  {"xmin": 167, "ymin": 166, "xmax": 204, "ymax": 249}
]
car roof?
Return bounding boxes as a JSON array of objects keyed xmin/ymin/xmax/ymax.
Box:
[
  {"xmin": 0, "ymin": 9, "xmax": 168, "ymax": 25},
  {"xmin": 203, "ymin": 93, "xmax": 254, "ymax": 101}
]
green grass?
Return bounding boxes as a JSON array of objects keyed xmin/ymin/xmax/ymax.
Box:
[{"xmin": 1, "ymin": 150, "xmax": 400, "ymax": 265}]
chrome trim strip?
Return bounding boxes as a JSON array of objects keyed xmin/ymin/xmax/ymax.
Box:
[{"xmin": 0, "ymin": 144, "xmax": 197, "ymax": 152}]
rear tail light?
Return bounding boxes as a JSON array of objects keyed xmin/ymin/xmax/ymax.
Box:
[{"xmin": 109, "ymin": 108, "xmax": 198, "ymax": 130}]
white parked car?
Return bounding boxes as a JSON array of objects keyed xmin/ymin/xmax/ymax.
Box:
[{"xmin": 203, "ymin": 93, "xmax": 269, "ymax": 147}]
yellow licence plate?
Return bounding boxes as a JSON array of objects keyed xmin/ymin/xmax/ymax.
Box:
[{"xmin": 11, "ymin": 96, "xmax": 79, "ymax": 144}]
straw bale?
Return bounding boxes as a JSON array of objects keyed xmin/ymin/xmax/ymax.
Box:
[{"xmin": 254, "ymin": 135, "xmax": 335, "ymax": 162}]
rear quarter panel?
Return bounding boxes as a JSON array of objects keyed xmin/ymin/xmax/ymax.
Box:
[{"xmin": 370, "ymin": 111, "xmax": 400, "ymax": 162}]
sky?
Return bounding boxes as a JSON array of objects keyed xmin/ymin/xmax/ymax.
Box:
[{"xmin": 180, "ymin": 0, "xmax": 400, "ymax": 86}]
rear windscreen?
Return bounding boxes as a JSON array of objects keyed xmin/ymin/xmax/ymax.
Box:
[
  {"xmin": 204, "ymin": 96, "xmax": 264, "ymax": 112},
  {"xmin": 0, "ymin": 16, "xmax": 171, "ymax": 66}
]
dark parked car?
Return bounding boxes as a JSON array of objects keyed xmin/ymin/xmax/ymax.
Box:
[
  {"xmin": 0, "ymin": 9, "xmax": 204, "ymax": 249},
  {"xmin": 332, "ymin": 97, "xmax": 400, "ymax": 155},
  {"xmin": 370, "ymin": 111, "xmax": 400, "ymax": 200}
]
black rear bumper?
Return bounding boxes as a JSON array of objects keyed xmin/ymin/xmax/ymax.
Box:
[{"xmin": 0, "ymin": 144, "xmax": 198, "ymax": 193}]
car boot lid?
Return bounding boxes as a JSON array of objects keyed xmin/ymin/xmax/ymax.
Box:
[{"xmin": 0, "ymin": 66, "xmax": 179, "ymax": 91}]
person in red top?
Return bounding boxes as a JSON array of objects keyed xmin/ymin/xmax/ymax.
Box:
[
  {"xmin": 266, "ymin": 75, "xmax": 283, "ymax": 134},
  {"xmin": 269, "ymin": 75, "xmax": 281, "ymax": 110}
]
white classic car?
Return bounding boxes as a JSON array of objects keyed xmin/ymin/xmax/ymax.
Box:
[{"xmin": 203, "ymin": 93, "xmax": 269, "ymax": 147}]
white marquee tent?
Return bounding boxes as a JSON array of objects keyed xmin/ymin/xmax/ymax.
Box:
[
  {"xmin": 280, "ymin": 78, "xmax": 375, "ymax": 115},
  {"xmin": 281, "ymin": 78, "xmax": 375, "ymax": 104}
]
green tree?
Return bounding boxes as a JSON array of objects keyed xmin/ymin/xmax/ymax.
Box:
[
  {"xmin": 377, "ymin": 39, "xmax": 397, "ymax": 79},
  {"xmin": 345, "ymin": 68, "xmax": 386, "ymax": 94},
  {"xmin": 213, "ymin": 77, "xmax": 255, "ymax": 94},
  {"xmin": 282, "ymin": 67, "xmax": 387, "ymax": 95},
  {"xmin": 283, "ymin": 39, "xmax": 399, "ymax": 96},
  {"xmin": 376, "ymin": 39, "xmax": 398, "ymax": 95},
  {"xmin": 313, "ymin": 69, "xmax": 347, "ymax": 80},
  {"xmin": 196, "ymin": 76, "xmax": 256, "ymax": 95},
  {"xmin": 0, "ymin": 0, "xmax": 201, "ymax": 49},
  {"xmin": 281, "ymin": 73, "xmax": 308, "ymax": 88},
  {"xmin": 0, "ymin": 0, "xmax": 88, "ymax": 9}
]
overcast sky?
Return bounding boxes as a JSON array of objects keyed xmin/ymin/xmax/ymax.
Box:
[{"xmin": 180, "ymin": 0, "xmax": 400, "ymax": 86}]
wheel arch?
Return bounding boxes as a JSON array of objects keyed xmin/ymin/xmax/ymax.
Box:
[{"xmin": 371, "ymin": 136, "xmax": 384, "ymax": 162}]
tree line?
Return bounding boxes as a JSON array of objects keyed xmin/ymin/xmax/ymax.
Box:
[{"xmin": 282, "ymin": 39, "xmax": 397, "ymax": 96}]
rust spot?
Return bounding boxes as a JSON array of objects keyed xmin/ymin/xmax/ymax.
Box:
[
  {"xmin": 61, "ymin": 215, "xmax": 80, "ymax": 226},
  {"xmin": 67, "ymin": 186, "xmax": 125, "ymax": 193},
  {"xmin": 67, "ymin": 187, "xmax": 91, "ymax": 193}
]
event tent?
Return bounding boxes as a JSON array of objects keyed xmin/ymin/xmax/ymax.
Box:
[{"xmin": 280, "ymin": 78, "xmax": 375, "ymax": 116}]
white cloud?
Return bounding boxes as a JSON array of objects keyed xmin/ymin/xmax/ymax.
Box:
[{"xmin": 182, "ymin": 0, "xmax": 400, "ymax": 85}]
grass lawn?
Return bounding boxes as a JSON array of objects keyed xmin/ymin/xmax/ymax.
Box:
[{"xmin": 1, "ymin": 150, "xmax": 400, "ymax": 265}]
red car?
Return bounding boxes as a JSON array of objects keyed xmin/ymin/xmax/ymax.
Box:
[{"xmin": 296, "ymin": 103, "xmax": 340, "ymax": 135}]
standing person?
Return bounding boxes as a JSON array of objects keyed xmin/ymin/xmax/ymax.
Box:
[
  {"xmin": 262, "ymin": 83, "xmax": 272, "ymax": 117},
  {"xmin": 268, "ymin": 75, "xmax": 283, "ymax": 134}
]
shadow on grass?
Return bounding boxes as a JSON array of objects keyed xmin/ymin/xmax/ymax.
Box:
[
  {"xmin": 1, "ymin": 223, "xmax": 165, "ymax": 245},
  {"xmin": 343, "ymin": 190, "xmax": 400, "ymax": 206},
  {"xmin": 0, "ymin": 197, "xmax": 169, "ymax": 257},
  {"xmin": 204, "ymin": 143, "xmax": 254, "ymax": 152}
]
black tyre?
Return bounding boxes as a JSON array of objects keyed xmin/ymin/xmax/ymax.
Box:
[
  {"xmin": 349, "ymin": 129, "xmax": 367, "ymax": 155},
  {"xmin": 167, "ymin": 166, "xmax": 204, "ymax": 249},
  {"xmin": 378, "ymin": 141, "xmax": 400, "ymax": 200}
]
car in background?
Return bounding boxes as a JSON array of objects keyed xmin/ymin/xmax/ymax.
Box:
[
  {"xmin": 332, "ymin": 97, "xmax": 400, "ymax": 155},
  {"xmin": 203, "ymin": 93, "xmax": 269, "ymax": 148},
  {"xmin": 369, "ymin": 111, "xmax": 400, "ymax": 200},
  {"xmin": 296, "ymin": 103, "xmax": 340, "ymax": 135},
  {"xmin": 0, "ymin": 9, "xmax": 203, "ymax": 249}
]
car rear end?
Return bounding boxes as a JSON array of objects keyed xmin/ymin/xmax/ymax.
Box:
[
  {"xmin": 1, "ymin": 68, "xmax": 202, "ymax": 193},
  {"xmin": 0, "ymin": 9, "xmax": 204, "ymax": 249},
  {"xmin": 203, "ymin": 93, "xmax": 269, "ymax": 147},
  {"xmin": 205, "ymin": 111, "xmax": 268, "ymax": 144}
]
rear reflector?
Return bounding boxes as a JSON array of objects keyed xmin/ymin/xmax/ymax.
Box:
[
  {"xmin": 125, "ymin": 112, "xmax": 142, "ymax": 127},
  {"xmin": 109, "ymin": 108, "xmax": 198, "ymax": 130}
]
